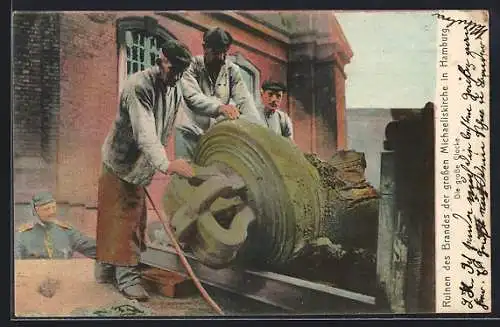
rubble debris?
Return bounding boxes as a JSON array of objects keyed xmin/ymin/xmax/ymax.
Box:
[
  {"xmin": 277, "ymin": 240, "xmax": 377, "ymax": 295},
  {"xmin": 71, "ymin": 300, "xmax": 154, "ymax": 317},
  {"xmin": 304, "ymin": 152, "xmax": 379, "ymax": 252}
]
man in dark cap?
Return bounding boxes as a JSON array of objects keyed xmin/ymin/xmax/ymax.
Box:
[
  {"xmin": 257, "ymin": 80, "xmax": 294, "ymax": 140},
  {"xmin": 96, "ymin": 39, "xmax": 195, "ymax": 301},
  {"xmin": 15, "ymin": 191, "xmax": 97, "ymax": 260},
  {"xmin": 176, "ymin": 27, "xmax": 264, "ymax": 159}
]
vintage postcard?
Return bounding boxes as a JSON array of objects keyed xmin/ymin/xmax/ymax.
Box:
[{"xmin": 11, "ymin": 10, "xmax": 490, "ymax": 317}]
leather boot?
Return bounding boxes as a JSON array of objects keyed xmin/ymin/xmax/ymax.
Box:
[
  {"xmin": 94, "ymin": 262, "xmax": 115, "ymax": 284},
  {"xmin": 115, "ymin": 266, "xmax": 149, "ymax": 301},
  {"xmin": 121, "ymin": 284, "xmax": 150, "ymax": 301}
]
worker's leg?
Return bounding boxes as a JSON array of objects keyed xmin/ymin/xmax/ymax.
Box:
[
  {"xmin": 114, "ymin": 266, "xmax": 145, "ymax": 297},
  {"xmin": 95, "ymin": 165, "xmax": 149, "ymax": 300},
  {"xmin": 94, "ymin": 262, "xmax": 115, "ymax": 284},
  {"xmin": 114, "ymin": 195, "xmax": 148, "ymax": 296}
]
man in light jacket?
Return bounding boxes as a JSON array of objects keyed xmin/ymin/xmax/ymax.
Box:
[
  {"xmin": 257, "ymin": 80, "xmax": 294, "ymax": 141},
  {"xmin": 176, "ymin": 27, "xmax": 264, "ymax": 160}
]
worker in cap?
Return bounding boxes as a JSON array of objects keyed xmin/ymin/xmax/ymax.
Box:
[
  {"xmin": 176, "ymin": 27, "xmax": 265, "ymax": 160},
  {"xmin": 257, "ymin": 80, "xmax": 294, "ymax": 141},
  {"xmin": 203, "ymin": 27, "xmax": 233, "ymax": 52},
  {"xmin": 155, "ymin": 39, "xmax": 193, "ymax": 87},
  {"xmin": 14, "ymin": 191, "xmax": 97, "ymax": 260},
  {"xmin": 97, "ymin": 38, "xmax": 195, "ymax": 301}
]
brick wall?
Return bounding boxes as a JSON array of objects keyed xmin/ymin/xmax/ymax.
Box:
[
  {"xmin": 13, "ymin": 13, "xmax": 60, "ymax": 161},
  {"xmin": 13, "ymin": 13, "xmax": 60, "ymax": 205},
  {"xmin": 57, "ymin": 13, "xmax": 119, "ymax": 205}
]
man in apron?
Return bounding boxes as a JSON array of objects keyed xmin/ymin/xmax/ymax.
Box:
[{"xmin": 96, "ymin": 39, "xmax": 194, "ymax": 301}]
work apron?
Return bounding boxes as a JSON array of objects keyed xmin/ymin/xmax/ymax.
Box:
[{"xmin": 96, "ymin": 164, "xmax": 147, "ymax": 266}]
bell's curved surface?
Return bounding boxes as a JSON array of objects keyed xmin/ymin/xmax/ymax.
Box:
[{"xmin": 164, "ymin": 120, "xmax": 323, "ymax": 268}]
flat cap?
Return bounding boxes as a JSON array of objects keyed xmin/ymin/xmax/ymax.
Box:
[
  {"xmin": 203, "ymin": 27, "xmax": 233, "ymax": 51},
  {"xmin": 32, "ymin": 191, "xmax": 56, "ymax": 207},
  {"xmin": 261, "ymin": 80, "xmax": 287, "ymax": 92},
  {"xmin": 160, "ymin": 39, "xmax": 193, "ymax": 71}
]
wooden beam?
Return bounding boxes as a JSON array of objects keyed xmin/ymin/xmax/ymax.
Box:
[{"xmin": 142, "ymin": 267, "xmax": 197, "ymax": 298}]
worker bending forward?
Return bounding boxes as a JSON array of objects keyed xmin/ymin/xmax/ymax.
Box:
[{"xmin": 96, "ymin": 40, "xmax": 194, "ymax": 301}]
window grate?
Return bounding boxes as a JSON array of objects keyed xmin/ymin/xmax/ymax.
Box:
[{"xmin": 125, "ymin": 30, "xmax": 161, "ymax": 75}]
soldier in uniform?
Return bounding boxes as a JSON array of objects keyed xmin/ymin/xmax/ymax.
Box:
[
  {"xmin": 257, "ymin": 80, "xmax": 294, "ymax": 141},
  {"xmin": 176, "ymin": 27, "xmax": 265, "ymax": 160},
  {"xmin": 14, "ymin": 191, "xmax": 97, "ymax": 260}
]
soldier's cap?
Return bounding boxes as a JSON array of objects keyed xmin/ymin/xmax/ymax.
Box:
[
  {"xmin": 203, "ymin": 27, "xmax": 233, "ymax": 51},
  {"xmin": 32, "ymin": 191, "xmax": 56, "ymax": 207},
  {"xmin": 261, "ymin": 80, "xmax": 287, "ymax": 93},
  {"xmin": 160, "ymin": 39, "xmax": 193, "ymax": 71}
]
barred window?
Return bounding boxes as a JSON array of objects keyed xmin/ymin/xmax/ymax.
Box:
[
  {"xmin": 125, "ymin": 30, "xmax": 161, "ymax": 75},
  {"xmin": 116, "ymin": 16, "xmax": 176, "ymax": 89}
]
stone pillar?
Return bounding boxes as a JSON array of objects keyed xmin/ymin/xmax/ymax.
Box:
[
  {"xmin": 376, "ymin": 150, "xmax": 398, "ymax": 308},
  {"xmin": 334, "ymin": 64, "xmax": 347, "ymax": 150},
  {"xmin": 289, "ymin": 38, "xmax": 317, "ymax": 153},
  {"xmin": 289, "ymin": 34, "xmax": 345, "ymax": 158},
  {"xmin": 313, "ymin": 57, "xmax": 337, "ymax": 158},
  {"xmin": 376, "ymin": 104, "xmax": 435, "ymax": 313},
  {"xmin": 287, "ymin": 14, "xmax": 351, "ymax": 158}
]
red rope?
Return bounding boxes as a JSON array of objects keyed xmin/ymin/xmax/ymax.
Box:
[{"xmin": 144, "ymin": 188, "xmax": 224, "ymax": 315}]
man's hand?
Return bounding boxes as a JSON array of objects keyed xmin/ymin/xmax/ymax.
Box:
[
  {"xmin": 166, "ymin": 159, "xmax": 194, "ymax": 178},
  {"xmin": 218, "ymin": 104, "xmax": 240, "ymax": 120}
]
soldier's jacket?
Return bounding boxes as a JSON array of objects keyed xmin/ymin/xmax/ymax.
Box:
[{"xmin": 14, "ymin": 220, "xmax": 96, "ymax": 259}]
